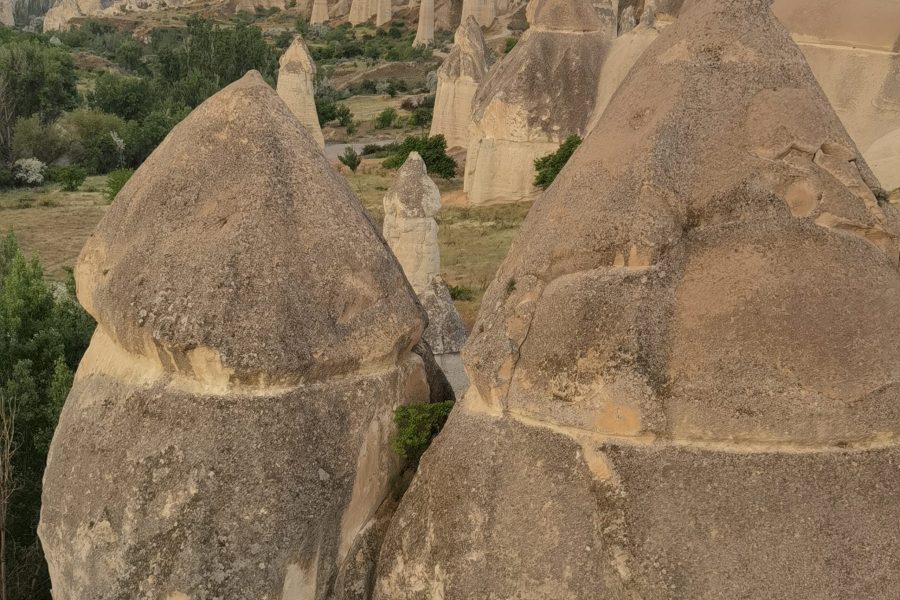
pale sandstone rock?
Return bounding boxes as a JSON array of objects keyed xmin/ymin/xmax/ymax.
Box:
[
  {"xmin": 434, "ymin": 0, "xmax": 463, "ymax": 30},
  {"xmin": 38, "ymin": 72, "xmax": 432, "ymax": 600},
  {"xmin": 349, "ymin": 0, "xmax": 375, "ymax": 24},
  {"xmin": 376, "ymin": 1, "xmax": 900, "ymax": 597},
  {"xmin": 430, "ymin": 16, "xmax": 489, "ymax": 149},
  {"xmin": 412, "ymin": 0, "xmax": 434, "ymax": 46},
  {"xmin": 277, "ymin": 36, "xmax": 325, "ymax": 149},
  {"xmin": 374, "ymin": 0, "xmax": 391, "ymax": 25},
  {"xmin": 383, "ymin": 152, "xmax": 442, "ymax": 294},
  {"xmin": 460, "ymin": 0, "xmax": 494, "ymax": 26},
  {"xmin": 311, "ymin": 0, "xmax": 329, "ymax": 23},
  {"xmin": 463, "ymin": 0, "xmax": 612, "ymax": 204},
  {"xmin": 383, "ymin": 153, "xmax": 469, "ymax": 397},
  {"xmin": 1, "ymin": 0, "xmax": 13, "ymax": 26},
  {"xmin": 772, "ymin": 0, "xmax": 900, "ymax": 191}
]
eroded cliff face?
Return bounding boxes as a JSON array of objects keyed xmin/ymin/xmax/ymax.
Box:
[
  {"xmin": 772, "ymin": 0, "xmax": 900, "ymax": 191},
  {"xmin": 430, "ymin": 16, "xmax": 488, "ymax": 149},
  {"xmin": 376, "ymin": 0, "xmax": 900, "ymax": 597},
  {"xmin": 38, "ymin": 72, "xmax": 432, "ymax": 600},
  {"xmin": 277, "ymin": 36, "xmax": 325, "ymax": 149},
  {"xmin": 463, "ymin": 0, "xmax": 612, "ymax": 204},
  {"xmin": 1, "ymin": 0, "xmax": 14, "ymax": 26}
]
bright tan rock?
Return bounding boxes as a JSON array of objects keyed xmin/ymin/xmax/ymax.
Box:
[
  {"xmin": 349, "ymin": 0, "xmax": 375, "ymax": 24},
  {"xmin": 38, "ymin": 72, "xmax": 431, "ymax": 600},
  {"xmin": 430, "ymin": 16, "xmax": 489, "ymax": 149},
  {"xmin": 1, "ymin": 0, "xmax": 13, "ymax": 26},
  {"xmin": 374, "ymin": 0, "xmax": 391, "ymax": 25},
  {"xmin": 413, "ymin": 0, "xmax": 434, "ymax": 46},
  {"xmin": 375, "ymin": 1, "xmax": 900, "ymax": 597},
  {"xmin": 310, "ymin": 0, "xmax": 329, "ymax": 23},
  {"xmin": 772, "ymin": 0, "xmax": 900, "ymax": 191},
  {"xmin": 463, "ymin": 0, "xmax": 612, "ymax": 204},
  {"xmin": 277, "ymin": 36, "xmax": 325, "ymax": 149},
  {"xmin": 461, "ymin": 0, "xmax": 494, "ymax": 26},
  {"xmin": 383, "ymin": 152, "xmax": 442, "ymax": 294}
]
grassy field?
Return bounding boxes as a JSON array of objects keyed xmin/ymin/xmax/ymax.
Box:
[{"xmin": 0, "ymin": 171, "xmax": 529, "ymax": 328}]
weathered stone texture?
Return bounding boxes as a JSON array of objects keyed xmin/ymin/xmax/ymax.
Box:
[
  {"xmin": 277, "ymin": 37, "xmax": 325, "ymax": 149},
  {"xmin": 39, "ymin": 72, "xmax": 432, "ymax": 600}
]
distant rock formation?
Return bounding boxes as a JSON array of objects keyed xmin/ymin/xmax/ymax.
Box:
[
  {"xmin": 374, "ymin": 0, "xmax": 391, "ymax": 25},
  {"xmin": 383, "ymin": 152, "xmax": 442, "ymax": 294},
  {"xmin": 772, "ymin": 0, "xmax": 900, "ymax": 191},
  {"xmin": 434, "ymin": 0, "xmax": 464, "ymax": 29},
  {"xmin": 383, "ymin": 152, "xmax": 469, "ymax": 395},
  {"xmin": 463, "ymin": 0, "xmax": 611, "ymax": 204},
  {"xmin": 375, "ymin": 0, "xmax": 900, "ymax": 597},
  {"xmin": 39, "ymin": 71, "xmax": 433, "ymax": 600},
  {"xmin": 430, "ymin": 16, "xmax": 488, "ymax": 149},
  {"xmin": 1, "ymin": 0, "xmax": 13, "ymax": 26},
  {"xmin": 310, "ymin": 0, "xmax": 329, "ymax": 23},
  {"xmin": 349, "ymin": 0, "xmax": 375, "ymax": 24},
  {"xmin": 460, "ymin": 0, "xmax": 494, "ymax": 26},
  {"xmin": 412, "ymin": 0, "xmax": 434, "ymax": 46},
  {"xmin": 277, "ymin": 36, "xmax": 325, "ymax": 149}
]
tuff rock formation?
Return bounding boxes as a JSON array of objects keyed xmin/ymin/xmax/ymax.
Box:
[
  {"xmin": 375, "ymin": 1, "xmax": 900, "ymax": 598},
  {"xmin": 1, "ymin": 0, "xmax": 13, "ymax": 26},
  {"xmin": 383, "ymin": 153, "xmax": 469, "ymax": 396},
  {"xmin": 460, "ymin": 0, "xmax": 494, "ymax": 26},
  {"xmin": 311, "ymin": 0, "xmax": 330, "ymax": 23},
  {"xmin": 463, "ymin": 0, "xmax": 611, "ymax": 204},
  {"xmin": 383, "ymin": 152, "xmax": 442, "ymax": 294},
  {"xmin": 38, "ymin": 72, "xmax": 433, "ymax": 599},
  {"xmin": 374, "ymin": 0, "xmax": 391, "ymax": 25},
  {"xmin": 412, "ymin": 0, "xmax": 434, "ymax": 46},
  {"xmin": 277, "ymin": 36, "xmax": 325, "ymax": 149},
  {"xmin": 430, "ymin": 16, "xmax": 489, "ymax": 149},
  {"xmin": 772, "ymin": 0, "xmax": 900, "ymax": 191},
  {"xmin": 434, "ymin": 0, "xmax": 464, "ymax": 29},
  {"xmin": 348, "ymin": 0, "xmax": 375, "ymax": 24}
]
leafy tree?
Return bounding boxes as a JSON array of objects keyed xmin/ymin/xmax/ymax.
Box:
[
  {"xmin": 11, "ymin": 117, "xmax": 69, "ymax": 165},
  {"xmin": 89, "ymin": 72, "xmax": 156, "ymax": 121},
  {"xmin": 122, "ymin": 107, "xmax": 188, "ymax": 167},
  {"xmin": 389, "ymin": 401, "xmax": 454, "ymax": 462},
  {"xmin": 57, "ymin": 110, "xmax": 127, "ymax": 174},
  {"xmin": 0, "ymin": 233, "xmax": 94, "ymax": 600},
  {"xmin": 335, "ymin": 104, "xmax": 353, "ymax": 127},
  {"xmin": 533, "ymin": 135, "xmax": 582, "ymax": 189},
  {"xmin": 51, "ymin": 166, "xmax": 87, "ymax": 191},
  {"xmin": 338, "ymin": 146, "xmax": 362, "ymax": 173},
  {"xmin": 104, "ymin": 167, "xmax": 134, "ymax": 202},
  {"xmin": 409, "ymin": 107, "xmax": 432, "ymax": 129},
  {"xmin": 383, "ymin": 134, "xmax": 456, "ymax": 179},
  {"xmin": 374, "ymin": 107, "xmax": 399, "ymax": 129},
  {"xmin": 0, "ymin": 40, "xmax": 77, "ymax": 161}
]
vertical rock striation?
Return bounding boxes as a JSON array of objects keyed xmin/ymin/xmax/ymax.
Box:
[
  {"xmin": 430, "ymin": 16, "xmax": 489, "ymax": 149},
  {"xmin": 463, "ymin": 0, "xmax": 612, "ymax": 204},
  {"xmin": 412, "ymin": 0, "xmax": 434, "ymax": 46},
  {"xmin": 277, "ymin": 36, "xmax": 325, "ymax": 149},
  {"xmin": 460, "ymin": 0, "xmax": 494, "ymax": 26},
  {"xmin": 376, "ymin": 0, "xmax": 900, "ymax": 597},
  {"xmin": 383, "ymin": 153, "xmax": 469, "ymax": 396},
  {"xmin": 310, "ymin": 0, "xmax": 330, "ymax": 23},
  {"xmin": 39, "ymin": 72, "xmax": 432, "ymax": 600}
]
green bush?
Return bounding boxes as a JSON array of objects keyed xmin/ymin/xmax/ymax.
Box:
[
  {"xmin": 53, "ymin": 165, "xmax": 88, "ymax": 191},
  {"xmin": 104, "ymin": 168, "xmax": 134, "ymax": 203},
  {"xmin": 58, "ymin": 110, "xmax": 127, "ymax": 174},
  {"xmin": 338, "ymin": 146, "xmax": 362, "ymax": 173},
  {"xmin": 390, "ymin": 401, "xmax": 454, "ymax": 461},
  {"xmin": 409, "ymin": 107, "xmax": 433, "ymax": 129},
  {"xmin": 11, "ymin": 116, "xmax": 70, "ymax": 164},
  {"xmin": 448, "ymin": 285, "xmax": 474, "ymax": 301},
  {"xmin": 383, "ymin": 134, "xmax": 456, "ymax": 179},
  {"xmin": 0, "ymin": 233, "xmax": 95, "ymax": 600},
  {"xmin": 335, "ymin": 104, "xmax": 353, "ymax": 127},
  {"xmin": 89, "ymin": 72, "xmax": 156, "ymax": 121},
  {"xmin": 534, "ymin": 135, "xmax": 582, "ymax": 189},
  {"xmin": 504, "ymin": 36, "xmax": 519, "ymax": 53},
  {"xmin": 374, "ymin": 107, "xmax": 399, "ymax": 129}
]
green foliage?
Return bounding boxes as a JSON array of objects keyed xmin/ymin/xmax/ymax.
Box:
[
  {"xmin": 58, "ymin": 109, "xmax": 127, "ymax": 174},
  {"xmin": 338, "ymin": 146, "xmax": 362, "ymax": 173},
  {"xmin": 335, "ymin": 103, "xmax": 353, "ymax": 127},
  {"xmin": 389, "ymin": 401, "xmax": 454, "ymax": 461},
  {"xmin": 89, "ymin": 72, "xmax": 156, "ymax": 121},
  {"xmin": 0, "ymin": 233, "xmax": 95, "ymax": 600},
  {"xmin": 122, "ymin": 107, "xmax": 188, "ymax": 166},
  {"xmin": 307, "ymin": 22, "xmax": 432, "ymax": 64},
  {"xmin": 52, "ymin": 165, "xmax": 87, "ymax": 191},
  {"xmin": 448, "ymin": 285, "xmax": 474, "ymax": 301},
  {"xmin": 0, "ymin": 39, "xmax": 77, "ymax": 160},
  {"xmin": 409, "ymin": 107, "xmax": 433, "ymax": 129},
  {"xmin": 504, "ymin": 36, "xmax": 519, "ymax": 53},
  {"xmin": 374, "ymin": 107, "xmax": 399, "ymax": 129},
  {"xmin": 11, "ymin": 116, "xmax": 69, "ymax": 164},
  {"xmin": 533, "ymin": 135, "xmax": 582, "ymax": 190},
  {"xmin": 104, "ymin": 167, "xmax": 133, "ymax": 202},
  {"xmin": 382, "ymin": 134, "xmax": 456, "ymax": 179}
]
